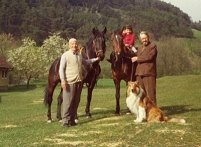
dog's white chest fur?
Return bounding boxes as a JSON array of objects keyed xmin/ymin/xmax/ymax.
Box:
[
  {"xmin": 126, "ymin": 92, "xmax": 140, "ymax": 114},
  {"xmin": 126, "ymin": 89, "xmax": 146, "ymax": 122}
]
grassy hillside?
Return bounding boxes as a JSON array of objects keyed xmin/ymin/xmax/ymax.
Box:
[
  {"xmin": 0, "ymin": 0, "xmax": 194, "ymax": 45},
  {"xmin": 192, "ymin": 29, "xmax": 201, "ymax": 39},
  {"xmin": 0, "ymin": 75, "xmax": 201, "ymax": 146}
]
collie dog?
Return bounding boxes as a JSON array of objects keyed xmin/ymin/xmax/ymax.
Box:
[{"xmin": 126, "ymin": 81, "xmax": 186, "ymax": 123}]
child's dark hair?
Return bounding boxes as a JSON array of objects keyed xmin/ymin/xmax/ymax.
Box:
[{"xmin": 125, "ymin": 25, "xmax": 133, "ymax": 32}]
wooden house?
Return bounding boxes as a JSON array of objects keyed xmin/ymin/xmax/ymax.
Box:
[{"xmin": 0, "ymin": 56, "xmax": 13, "ymax": 90}]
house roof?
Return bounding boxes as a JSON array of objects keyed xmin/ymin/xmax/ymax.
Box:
[{"xmin": 0, "ymin": 56, "xmax": 13, "ymax": 69}]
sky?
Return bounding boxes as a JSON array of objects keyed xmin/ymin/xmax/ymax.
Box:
[{"xmin": 160, "ymin": 0, "xmax": 201, "ymax": 22}]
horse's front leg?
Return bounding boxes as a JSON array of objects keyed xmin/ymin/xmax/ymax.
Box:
[
  {"xmin": 114, "ymin": 80, "xmax": 121, "ymax": 115},
  {"xmin": 57, "ymin": 88, "xmax": 63, "ymax": 122},
  {"xmin": 85, "ymin": 86, "xmax": 94, "ymax": 118}
]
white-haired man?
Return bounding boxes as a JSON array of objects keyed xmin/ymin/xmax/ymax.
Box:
[{"xmin": 59, "ymin": 38, "xmax": 99, "ymax": 128}]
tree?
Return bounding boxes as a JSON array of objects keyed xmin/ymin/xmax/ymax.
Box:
[
  {"xmin": 106, "ymin": 18, "xmax": 119, "ymax": 31},
  {"xmin": 157, "ymin": 37, "xmax": 197, "ymax": 77},
  {"xmin": 0, "ymin": 33, "xmax": 18, "ymax": 58},
  {"xmin": 8, "ymin": 37, "xmax": 43, "ymax": 88},
  {"xmin": 0, "ymin": 0, "xmax": 194, "ymax": 45},
  {"xmin": 0, "ymin": 0, "xmax": 28, "ymax": 37},
  {"xmin": 7, "ymin": 33, "xmax": 68, "ymax": 88},
  {"xmin": 41, "ymin": 32, "xmax": 67, "ymax": 73},
  {"xmin": 21, "ymin": 7, "xmax": 50, "ymax": 45}
]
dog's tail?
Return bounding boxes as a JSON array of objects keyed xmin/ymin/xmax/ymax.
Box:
[{"xmin": 166, "ymin": 117, "xmax": 186, "ymax": 123}]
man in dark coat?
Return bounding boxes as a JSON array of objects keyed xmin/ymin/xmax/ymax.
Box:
[{"xmin": 131, "ymin": 31, "xmax": 157, "ymax": 104}]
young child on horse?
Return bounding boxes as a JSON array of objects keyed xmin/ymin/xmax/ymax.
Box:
[{"xmin": 122, "ymin": 25, "xmax": 137, "ymax": 53}]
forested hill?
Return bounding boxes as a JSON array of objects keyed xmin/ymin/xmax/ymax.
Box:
[{"xmin": 0, "ymin": 0, "xmax": 198, "ymax": 45}]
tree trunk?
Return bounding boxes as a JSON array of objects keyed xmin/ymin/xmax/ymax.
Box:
[{"xmin": 26, "ymin": 76, "xmax": 31, "ymax": 89}]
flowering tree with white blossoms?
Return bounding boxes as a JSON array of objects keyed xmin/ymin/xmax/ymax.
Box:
[
  {"xmin": 8, "ymin": 37, "xmax": 43, "ymax": 88},
  {"xmin": 8, "ymin": 33, "xmax": 68, "ymax": 88},
  {"xmin": 41, "ymin": 32, "xmax": 68, "ymax": 73}
]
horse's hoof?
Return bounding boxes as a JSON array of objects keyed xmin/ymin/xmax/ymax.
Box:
[
  {"xmin": 57, "ymin": 116, "xmax": 62, "ymax": 120},
  {"xmin": 47, "ymin": 120, "xmax": 52, "ymax": 123},
  {"xmin": 58, "ymin": 120, "xmax": 62, "ymax": 123},
  {"xmin": 86, "ymin": 112, "xmax": 92, "ymax": 118},
  {"xmin": 126, "ymin": 109, "xmax": 131, "ymax": 115},
  {"xmin": 75, "ymin": 119, "xmax": 79, "ymax": 124},
  {"xmin": 87, "ymin": 115, "xmax": 92, "ymax": 118},
  {"xmin": 114, "ymin": 112, "xmax": 120, "ymax": 115}
]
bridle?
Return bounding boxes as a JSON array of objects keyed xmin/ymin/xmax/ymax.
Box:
[
  {"xmin": 113, "ymin": 34, "xmax": 132, "ymax": 60},
  {"xmin": 112, "ymin": 34, "xmax": 124, "ymax": 62},
  {"xmin": 92, "ymin": 37, "xmax": 106, "ymax": 59}
]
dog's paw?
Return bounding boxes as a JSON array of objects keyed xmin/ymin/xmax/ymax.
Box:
[{"xmin": 134, "ymin": 119, "xmax": 143, "ymax": 123}]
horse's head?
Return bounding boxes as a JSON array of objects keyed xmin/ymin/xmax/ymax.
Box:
[
  {"xmin": 109, "ymin": 31, "xmax": 125, "ymax": 62},
  {"xmin": 90, "ymin": 27, "xmax": 107, "ymax": 61}
]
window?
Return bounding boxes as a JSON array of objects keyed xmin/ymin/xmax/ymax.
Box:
[
  {"xmin": 5, "ymin": 70, "xmax": 8, "ymax": 78},
  {"xmin": 1, "ymin": 70, "xmax": 4, "ymax": 78},
  {"xmin": 1, "ymin": 69, "xmax": 8, "ymax": 79}
]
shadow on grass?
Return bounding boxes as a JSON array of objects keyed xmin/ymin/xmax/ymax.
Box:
[
  {"xmin": 5, "ymin": 84, "xmax": 45, "ymax": 92},
  {"xmin": 160, "ymin": 105, "xmax": 201, "ymax": 116},
  {"xmin": 47, "ymin": 105, "xmax": 201, "ymax": 125},
  {"xmin": 10, "ymin": 85, "xmax": 37, "ymax": 92},
  {"xmin": 77, "ymin": 109, "xmax": 129, "ymax": 125},
  {"xmin": 77, "ymin": 105, "xmax": 201, "ymax": 125}
]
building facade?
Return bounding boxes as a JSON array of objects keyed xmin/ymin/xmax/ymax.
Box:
[{"xmin": 0, "ymin": 56, "xmax": 13, "ymax": 90}]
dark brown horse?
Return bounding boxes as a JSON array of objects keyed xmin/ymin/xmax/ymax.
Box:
[
  {"xmin": 44, "ymin": 27, "xmax": 107, "ymax": 122},
  {"xmin": 107, "ymin": 31, "xmax": 137, "ymax": 115}
]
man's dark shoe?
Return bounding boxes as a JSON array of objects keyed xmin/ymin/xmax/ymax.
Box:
[{"xmin": 70, "ymin": 121, "xmax": 77, "ymax": 126}]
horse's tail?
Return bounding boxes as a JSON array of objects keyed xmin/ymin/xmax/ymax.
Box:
[{"xmin": 44, "ymin": 83, "xmax": 50, "ymax": 107}]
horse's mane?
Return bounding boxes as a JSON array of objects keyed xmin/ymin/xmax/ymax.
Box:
[
  {"xmin": 86, "ymin": 27, "xmax": 99, "ymax": 47},
  {"xmin": 86, "ymin": 34, "xmax": 94, "ymax": 47},
  {"xmin": 114, "ymin": 30, "xmax": 122, "ymax": 34}
]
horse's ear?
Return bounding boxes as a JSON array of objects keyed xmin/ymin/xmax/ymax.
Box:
[
  {"xmin": 92, "ymin": 27, "xmax": 97, "ymax": 35},
  {"xmin": 102, "ymin": 27, "xmax": 107, "ymax": 34}
]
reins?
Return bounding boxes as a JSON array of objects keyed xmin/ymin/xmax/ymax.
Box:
[{"xmin": 130, "ymin": 62, "xmax": 134, "ymax": 81}]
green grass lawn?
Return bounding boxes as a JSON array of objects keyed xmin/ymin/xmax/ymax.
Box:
[{"xmin": 0, "ymin": 75, "xmax": 201, "ymax": 147}]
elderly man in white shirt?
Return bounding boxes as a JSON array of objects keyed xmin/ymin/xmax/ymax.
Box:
[{"xmin": 59, "ymin": 38, "xmax": 99, "ymax": 128}]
